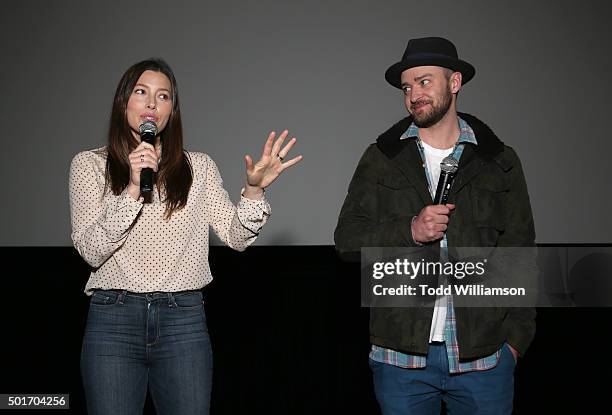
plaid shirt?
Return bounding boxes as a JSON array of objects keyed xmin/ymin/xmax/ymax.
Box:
[{"xmin": 369, "ymin": 116, "xmax": 501, "ymax": 373}]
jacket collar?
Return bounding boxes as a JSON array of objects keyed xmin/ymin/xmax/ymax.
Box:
[{"xmin": 376, "ymin": 112, "xmax": 504, "ymax": 160}]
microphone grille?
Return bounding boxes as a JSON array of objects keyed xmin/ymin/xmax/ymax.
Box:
[
  {"xmin": 440, "ymin": 156, "xmax": 459, "ymax": 174},
  {"xmin": 139, "ymin": 121, "xmax": 158, "ymax": 135}
]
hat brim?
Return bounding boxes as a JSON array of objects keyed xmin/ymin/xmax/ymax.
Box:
[{"xmin": 385, "ymin": 54, "xmax": 475, "ymax": 89}]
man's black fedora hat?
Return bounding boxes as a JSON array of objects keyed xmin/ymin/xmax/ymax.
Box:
[{"xmin": 385, "ymin": 37, "xmax": 475, "ymax": 89}]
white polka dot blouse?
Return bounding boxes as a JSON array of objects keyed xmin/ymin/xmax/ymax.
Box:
[{"xmin": 69, "ymin": 148, "xmax": 271, "ymax": 295}]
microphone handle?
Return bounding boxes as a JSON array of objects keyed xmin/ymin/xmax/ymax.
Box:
[
  {"xmin": 140, "ymin": 132, "xmax": 156, "ymax": 194},
  {"xmin": 140, "ymin": 168, "xmax": 153, "ymax": 193},
  {"xmin": 433, "ymin": 172, "xmax": 455, "ymax": 205}
]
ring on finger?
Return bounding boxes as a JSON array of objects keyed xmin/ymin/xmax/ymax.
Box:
[
  {"xmin": 276, "ymin": 154, "xmax": 284, "ymax": 161},
  {"xmin": 140, "ymin": 154, "xmax": 144, "ymax": 163}
]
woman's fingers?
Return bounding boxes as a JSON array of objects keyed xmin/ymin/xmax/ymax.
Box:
[
  {"xmin": 271, "ymin": 130, "xmax": 289, "ymax": 157},
  {"xmin": 261, "ymin": 131, "xmax": 276, "ymax": 159},
  {"xmin": 244, "ymin": 155, "xmax": 254, "ymax": 172},
  {"xmin": 279, "ymin": 155, "xmax": 303, "ymax": 170},
  {"xmin": 277, "ymin": 137, "xmax": 297, "ymax": 159},
  {"xmin": 129, "ymin": 147, "xmax": 159, "ymax": 171}
]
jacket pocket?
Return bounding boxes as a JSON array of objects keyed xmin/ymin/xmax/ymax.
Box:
[
  {"xmin": 470, "ymin": 180, "xmax": 508, "ymax": 244},
  {"xmin": 376, "ymin": 178, "xmax": 421, "ymax": 222},
  {"xmin": 471, "ymin": 179, "xmax": 508, "ymax": 226}
]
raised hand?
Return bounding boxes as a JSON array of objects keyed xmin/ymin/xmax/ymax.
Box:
[{"xmin": 244, "ymin": 130, "xmax": 302, "ymax": 193}]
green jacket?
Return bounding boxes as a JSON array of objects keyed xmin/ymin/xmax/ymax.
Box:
[{"xmin": 334, "ymin": 112, "xmax": 536, "ymax": 360}]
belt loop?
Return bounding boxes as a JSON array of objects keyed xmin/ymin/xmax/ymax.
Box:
[
  {"xmin": 118, "ymin": 290, "xmax": 127, "ymax": 305},
  {"xmin": 168, "ymin": 292, "xmax": 178, "ymax": 307}
]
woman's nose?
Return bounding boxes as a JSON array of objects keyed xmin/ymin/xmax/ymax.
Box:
[{"xmin": 146, "ymin": 97, "xmax": 156, "ymax": 109}]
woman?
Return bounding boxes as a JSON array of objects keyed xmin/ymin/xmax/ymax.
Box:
[{"xmin": 69, "ymin": 58, "xmax": 301, "ymax": 415}]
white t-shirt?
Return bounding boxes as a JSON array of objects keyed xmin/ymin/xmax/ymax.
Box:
[{"xmin": 421, "ymin": 141, "xmax": 454, "ymax": 342}]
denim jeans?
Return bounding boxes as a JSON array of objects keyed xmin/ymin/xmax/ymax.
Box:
[
  {"xmin": 81, "ymin": 289, "xmax": 212, "ymax": 415},
  {"xmin": 370, "ymin": 342, "xmax": 515, "ymax": 415}
]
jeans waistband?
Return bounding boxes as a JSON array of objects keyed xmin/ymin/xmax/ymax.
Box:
[{"xmin": 92, "ymin": 289, "xmax": 202, "ymax": 306}]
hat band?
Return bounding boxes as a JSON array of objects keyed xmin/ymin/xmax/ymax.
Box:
[{"xmin": 401, "ymin": 51, "xmax": 459, "ymax": 62}]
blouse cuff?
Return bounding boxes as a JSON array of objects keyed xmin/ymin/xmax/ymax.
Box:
[
  {"xmin": 120, "ymin": 187, "xmax": 144, "ymax": 206},
  {"xmin": 236, "ymin": 195, "xmax": 271, "ymax": 232},
  {"xmin": 113, "ymin": 187, "xmax": 144, "ymax": 217}
]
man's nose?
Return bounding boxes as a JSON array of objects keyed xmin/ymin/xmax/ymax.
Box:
[{"xmin": 409, "ymin": 87, "xmax": 423, "ymax": 103}]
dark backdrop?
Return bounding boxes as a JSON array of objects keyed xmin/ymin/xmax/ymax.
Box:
[{"xmin": 2, "ymin": 246, "xmax": 610, "ymax": 414}]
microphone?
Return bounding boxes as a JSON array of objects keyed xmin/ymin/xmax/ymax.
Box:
[
  {"xmin": 138, "ymin": 121, "xmax": 158, "ymax": 194},
  {"xmin": 433, "ymin": 156, "xmax": 459, "ymax": 204}
]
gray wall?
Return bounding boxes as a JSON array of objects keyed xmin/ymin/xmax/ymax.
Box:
[{"xmin": 1, "ymin": 0, "xmax": 610, "ymax": 245}]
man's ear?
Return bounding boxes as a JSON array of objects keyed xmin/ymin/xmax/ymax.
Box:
[{"xmin": 450, "ymin": 71, "xmax": 463, "ymax": 94}]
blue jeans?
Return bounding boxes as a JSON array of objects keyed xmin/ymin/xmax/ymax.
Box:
[
  {"xmin": 370, "ymin": 342, "xmax": 515, "ymax": 415},
  {"xmin": 80, "ymin": 290, "xmax": 212, "ymax": 415}
]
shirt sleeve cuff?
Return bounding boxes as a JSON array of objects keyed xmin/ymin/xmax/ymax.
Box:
[
  {"xmin": 117, "ymin": 187, "xmax": 144, "ymax": 212},
  {"xmin": 236, "ymin": 195, "xmax": 271, "ymax": 232},
  {"xmin": 410, "ymin": 216, "xmax": 423, "ymax": 246}
]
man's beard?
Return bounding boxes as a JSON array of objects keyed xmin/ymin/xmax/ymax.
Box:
[{"xmin": 411, "ymin": 88, "xmax": 453, "ymax": 128}]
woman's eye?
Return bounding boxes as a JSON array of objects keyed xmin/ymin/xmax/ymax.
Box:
[
  {"xmin": 159, "ymin": 93, "xmax": 169, "ymax": 100},
  {"xmin": 134, "ymin": 88, "xmax": 145, "ymax": 95}
]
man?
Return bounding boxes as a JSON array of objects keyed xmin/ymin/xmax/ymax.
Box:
[{"xmin": 334, "ymin": 37, "xmax": 536, "ymax": 414}]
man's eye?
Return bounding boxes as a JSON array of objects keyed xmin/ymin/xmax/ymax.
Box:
[
  {"xmin": 402, "ymin": 86, "xmax": 411, "ymax": 94},
  {"xmin": 421, "ymin": 79, "xmax": 430, "ymax": 86}
]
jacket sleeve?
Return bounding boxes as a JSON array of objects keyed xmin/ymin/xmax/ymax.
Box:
[
  {"xmin": 69, "ymin": 151, "xmax": 144, "ymax": 268},
  {"xmin": 334, "ymin": 145, "xmax": 420, "ymax": 261},
  {"xmin": 498, "ymin": 146, "xmax": 537, "ymax": 356},
  {"xmin": 203, "ymin": 154, "xmax": 270, "ymax": 251}
]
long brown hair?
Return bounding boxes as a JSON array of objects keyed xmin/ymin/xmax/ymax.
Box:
[{"xmin": 105, "ymin": 58, "xmax": 192, "ymax": 219}]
